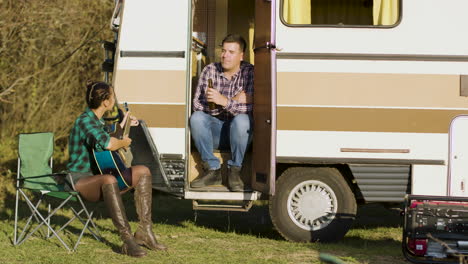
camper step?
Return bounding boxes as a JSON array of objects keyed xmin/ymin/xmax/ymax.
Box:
[
  {"xmin": 160, "ymin": 157, "xmax": 185, "ymax": 189},
  {"xmin": 192, "ymin": 200, "xmax": 254, "ymax": 212},
  {"xmin": 185, "ymin": 191, "xmax": 260, "ymax": 201},
  {"xmin": 188, "ymin": 185, "xmax": 253, "ymax": 192}
]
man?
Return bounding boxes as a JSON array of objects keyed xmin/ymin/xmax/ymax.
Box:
[{"xmin": 190, "ymin": 34, "xmax": 254, "ymax": 192}]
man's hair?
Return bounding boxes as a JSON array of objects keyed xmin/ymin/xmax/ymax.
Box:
[
  {"xmin": 222, "ymin": 34, "xmax": 246, "ymax": 53},
  {"xmin": 86, "ymin": 81, "xmax": 112, "ymax": 109}
]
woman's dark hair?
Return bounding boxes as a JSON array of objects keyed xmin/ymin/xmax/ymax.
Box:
[
  {"xmin": 222, "ymin": 34, "xmax": 247, "ymax": 53},
  {"xmin": 86, "ymin": 81, "xmax": 112, "ymax": 109}
]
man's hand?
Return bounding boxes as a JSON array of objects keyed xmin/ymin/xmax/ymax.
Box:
[
  {"xmin": 206, "ymin": 88, "xmax": 228, "ymax": 107},
  {"xmin": 232, "ymin": 91, "xmax": 252, "ymax": 104}
]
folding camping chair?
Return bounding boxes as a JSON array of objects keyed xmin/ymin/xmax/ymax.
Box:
[{"xmin": 14, "ymin": 132, "xmax": 101, "ymax": 251}]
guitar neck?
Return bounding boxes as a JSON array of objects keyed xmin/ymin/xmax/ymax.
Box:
[
  {"xmin": 109, "ymin": 102, "xmax": 131, "ymax": 139},
  {"xmin": 123, "ymin": 112, "xmax": 131, "ymax": 137}
]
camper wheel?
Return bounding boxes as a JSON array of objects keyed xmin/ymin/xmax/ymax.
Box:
[{"xmin": 269, "ymin": 167, "xmax": 356, "ymax": 242}]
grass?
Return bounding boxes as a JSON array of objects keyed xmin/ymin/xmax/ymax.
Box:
[{"xmin": 0, "ymin": 190, "xmax": 409, "ymax": 264}]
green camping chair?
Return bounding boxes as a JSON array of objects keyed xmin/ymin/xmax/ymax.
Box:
[{"xmin": 14, "ymin": 132, "xmax": 101, "ymax": 251}]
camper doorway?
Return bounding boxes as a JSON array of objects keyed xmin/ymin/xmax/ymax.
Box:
[{"xmin": 187, "ymin": 0, "xmax": 275, "ymax": 194}]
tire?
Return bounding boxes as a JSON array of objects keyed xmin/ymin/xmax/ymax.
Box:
[{"xmin": 269, "ymin": 167, "xmax": 357, "ymax": 242}]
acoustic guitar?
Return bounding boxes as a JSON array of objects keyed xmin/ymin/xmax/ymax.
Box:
[{"xmin": 92, "ymin": 110, "xmax": 132, "ymax": 190}]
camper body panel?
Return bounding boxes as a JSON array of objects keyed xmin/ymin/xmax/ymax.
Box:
[
  {"xmin": 111, "ymin": 0, "xmax": 468, "ymax": 198},
  {"xmin": 275, "ymin": 0, "xmax": 468, "ymax": 198},
  {"xmin": 113, "ymin": 0, "xmax": 190, "ymax": 157},
  {"xmin": 108, "ymin": 0, "xmax": 468, "ymax": 243},
  {"xmin": 278, "ymin": 0, "xmax": 468, "ymax": 56}
]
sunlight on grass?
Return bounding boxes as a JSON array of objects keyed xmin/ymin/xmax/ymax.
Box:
[{"xmin": 0, "ymin": 198, "xmax": 410, "ymax": 264}]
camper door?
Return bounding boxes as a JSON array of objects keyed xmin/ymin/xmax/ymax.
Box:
[
  {"xmin": 114, "ymin": 0, "xmax": 189, "ymax": 159},
  {"xmin": 252, "ymin": 0, "xmax": 277, "ymax": 195}
]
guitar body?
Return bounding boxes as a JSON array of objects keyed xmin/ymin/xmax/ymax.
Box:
[
  {"xmin": 94, "ymin": 103, "xmax": 134, "ymax": 190},
  {"xmin": 105, "ymin": 116, "xmax": 134, "ymax": 168},
  {"xmin": 118, "ymin": 147, "xmax": 133, "ymax": 168},
  {"xmin": 92, "ymin": 150, "xmax": 130, "ymax": 190}
]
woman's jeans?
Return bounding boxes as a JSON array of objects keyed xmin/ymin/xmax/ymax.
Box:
[{"xmin": 190, "ymin": 111, "xmax": 252, "ymax": 170}]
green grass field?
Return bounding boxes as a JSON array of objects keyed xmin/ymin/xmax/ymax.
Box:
[{"xmin": 1, "ymin": 191, "xmax": 408, "ymax": 264}]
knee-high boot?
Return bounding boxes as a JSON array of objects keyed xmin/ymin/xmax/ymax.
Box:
[
  {"xmin": 102, "ymin": 183, "xmax": 147, "ymax": 257},
  {"xmin": 134, "ymin": 175, "xmax": 168, "ymax": 251}
]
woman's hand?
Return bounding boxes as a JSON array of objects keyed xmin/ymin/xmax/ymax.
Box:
[
  {"xmin": 121, "ymin": 136, "xmax": 132, "ymax": 148},
  {"xmin": 130, "ymin": 115, "xmax": 139, "ymax": 126},
  {"xmin": 107, "ymin": 136, "xmax": 132, "ymax": 151}
]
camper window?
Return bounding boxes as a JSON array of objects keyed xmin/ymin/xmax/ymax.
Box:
[{"xmin": 281, "ymin": 0, "xmax": 401, "ymax": 27}]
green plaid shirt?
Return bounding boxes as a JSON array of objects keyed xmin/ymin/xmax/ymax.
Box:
[{"xmin": 67, "ymin": 107, "xmax": 110, "ymax": 173}]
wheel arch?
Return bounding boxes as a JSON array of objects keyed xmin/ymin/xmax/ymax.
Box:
[{"xmin": 275, "ymin": 162, "xmax": 363, "ymax": 203}]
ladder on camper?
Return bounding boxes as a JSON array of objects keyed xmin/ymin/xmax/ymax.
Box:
[{"xmin": 159, "ymin": 154, "xmax": 185, "ymax": 192}]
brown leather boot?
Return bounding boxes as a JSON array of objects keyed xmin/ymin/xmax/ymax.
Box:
[
  {"xmin": 102, "ymin": 183, "xmax": 147, "ymax": 257},
  {"xmin": 134, "ymin": 175, "xmax": 168, "ymax": 251}
]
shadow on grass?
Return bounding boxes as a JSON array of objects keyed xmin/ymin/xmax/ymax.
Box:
[
  {"xmin": 144, "ymin": 193, "xmax": 405, "ymax": 244},
  {"xmin": 311, "ymin": 203, "xmax": 407, "ymax": 264},
  {"xmin": 353, "ymin": 202, "xmax": 403, "ymax": 229},
  {"xmin": 1, "ymin": 185, "xmax": 124, "ymax": 251},
  {"xmin": 2, "ymin": 173, "xmax": 406, "ymax": 262},
  {"xmin": 2, "ymin": 188, "xmax": 405, "ymax": 240},
  {"xmin": 146, "ymin": 192, "xmax": 284, "ymax": 240}
]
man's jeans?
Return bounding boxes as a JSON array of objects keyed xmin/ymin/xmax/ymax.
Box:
[{"xmin": 190, "ymin": 111, "xmax": 252, "ymax": 170}]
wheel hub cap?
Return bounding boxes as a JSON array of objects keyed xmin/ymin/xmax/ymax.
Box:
[{"xmin": 287, "ymin": 180, "xmax": 338, "ymax": 231}]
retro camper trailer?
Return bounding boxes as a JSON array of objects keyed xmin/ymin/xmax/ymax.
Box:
[{"xmin": 103, "ymin": 0, "xmax": 468, "ymax": 242}]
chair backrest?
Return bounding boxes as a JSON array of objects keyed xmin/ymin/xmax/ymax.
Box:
[{"xmin": 18, "ymin": 132, "xmax": 62, "ymax": 191}]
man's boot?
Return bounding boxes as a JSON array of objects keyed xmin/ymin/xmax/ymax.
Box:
[
  {"xmin": 134, "ymin": 175, "xmax": 167, "ymax": 251},
  {"xmin": 190, "ymin": 164, "xmax": 222, "ymax": 188},
  {"xmin": 228, "ymin": 166, "xmax": 244, "ymax": 192},
  {"xmin": 102, "ymin": 183, "xmax": 147, "ymax": 257}
]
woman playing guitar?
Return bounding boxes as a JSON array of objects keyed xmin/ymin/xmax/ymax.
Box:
[{"xmin": 66, "ymin": 81, "xmax": 167, "ymax": 257}]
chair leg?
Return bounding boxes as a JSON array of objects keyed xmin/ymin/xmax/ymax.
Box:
[
  {"xmin": 47, "ymin": 203, "xmax": 51, "ymax": 238},
  {"xmin": 14, "ymin": 189, "xmax": 20, "ymax": 245},
  {"xmin": 15, "ymin": 189, "xmax": 102, "ymax": 252},
  {"xmin": 73, "ymin": 211, "xmax": 93, "ymax": 251},
  {"xmin": 76, "ymin": 195, "xmax": 101, "ymax": 241},
  {"xmin": 17, "ymin": 189, "xmax": 73, "ymax": 251},
  {"xmin": 15, "ymin": 192, "xmax": 46, "ymax": 244},
  {"xmin": 66, "ymin": 206, "xmax": 100, "ymax": 242},
  {"xmin": 65, "ymin": 173, "xmax": 102, "ymax": 244},
  {"xmin": 53, "ymin": 207, "xmax": 83, "ymax": 238}
]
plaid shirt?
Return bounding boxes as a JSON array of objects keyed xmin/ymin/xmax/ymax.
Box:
[
  {"xmin": 67, "ymin": 107, "xmax": 110, "ymax": 173},
  {"xmin": 193, "ymin": 61, "xmax": 254, "ymax": 120}
]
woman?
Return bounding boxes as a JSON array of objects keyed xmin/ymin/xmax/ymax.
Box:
[{"xmin": 67, "ymin": 81, "xmax": 167, "ymax": 257}]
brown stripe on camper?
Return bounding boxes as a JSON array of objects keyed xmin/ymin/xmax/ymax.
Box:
[
  {"xmin": 277, "ymin": 72, "xmax": 465, "ymax": 108},
  {"xmin": 277, "ymin": 107, "xmax": 468, "ymax": 133},
  {"xmin": 126, "ymin": 105, "xmax": 468, "ymax": 132},
  {"xmin": 125, "ymin": 104, "xmax": 186, "ymax": 128},
  {"xmin": 113, "ymin": 70, "xmax": 186, "ymax": 103}
]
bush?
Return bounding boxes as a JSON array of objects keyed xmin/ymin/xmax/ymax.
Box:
[{"xmin": 0, "ymin": 0, "xmax": 114, "ymax": 209}]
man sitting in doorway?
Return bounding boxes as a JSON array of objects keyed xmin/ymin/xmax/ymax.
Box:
[{"xmin": 190, "ymin": 34, "xmax": 254, "ymax": 192}]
